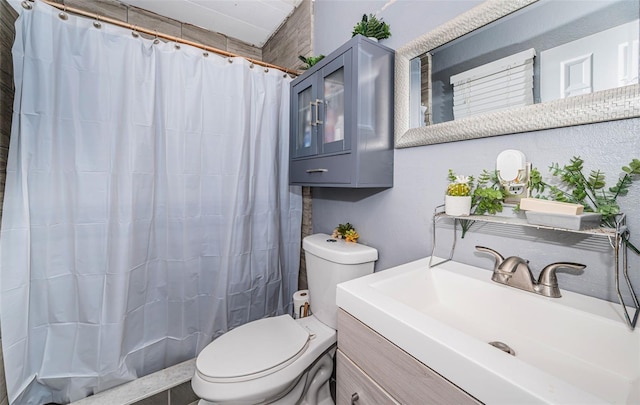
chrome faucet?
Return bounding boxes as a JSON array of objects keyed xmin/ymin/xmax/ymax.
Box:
[{"xmin": 475, "ymin": 246, "xmax": 586, "ymax": 298}]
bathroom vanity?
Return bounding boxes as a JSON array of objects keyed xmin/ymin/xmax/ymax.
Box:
[
  {"xmin": 336, "ymin": 309, "xmax": 479, "ymax": 404},
  {"xmin": 289, "ymin": 35, "xmax": 394, "ymax": 188},
  {"xmin": 336, "ymin": 258, "xmax": 640, "ymax": 404}
]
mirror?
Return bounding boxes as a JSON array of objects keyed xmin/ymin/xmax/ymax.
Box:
[{"xmin": 395, "ymin": 0, "xmax": 640, "ymax": 148}]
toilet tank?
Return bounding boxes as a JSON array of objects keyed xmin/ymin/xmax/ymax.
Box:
[{"xmin": 303, "ymin": 234, "xmax": 378, "ymax": 329}]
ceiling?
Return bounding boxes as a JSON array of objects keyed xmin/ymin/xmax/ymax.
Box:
[{"xmin": 119, "ymin": 0, "xmax": 304, "ymax": 47}]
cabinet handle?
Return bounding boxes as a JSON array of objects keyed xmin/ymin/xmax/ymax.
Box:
[
  {"xmin": 310, "ymin": 100, "xmax": 318, "ymax": 127},
  {"xmin": 351, "ymin": 393, "xmax": 359, "ymax": 404},
  {"xmin": 314, "ymin": 99, "xmax": 323, "ymax": 125},
  {"xmin": 306, "ymin": 168, "xmax": 328, "ymax": 173}
]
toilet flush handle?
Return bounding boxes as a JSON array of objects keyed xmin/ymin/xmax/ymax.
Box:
[{"xmin": 351, "ymin": 393, "xmax": 359, "ymax": 404}]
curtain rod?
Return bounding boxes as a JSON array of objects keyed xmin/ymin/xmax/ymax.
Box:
[{"xmin": 30, "ymin": 0, "xmax": 300, "ymax": 76}]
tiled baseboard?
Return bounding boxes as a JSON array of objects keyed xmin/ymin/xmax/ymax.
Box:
[{"xmin": 71, "ymin": 359, "xmax": 198, "ymax": 405}]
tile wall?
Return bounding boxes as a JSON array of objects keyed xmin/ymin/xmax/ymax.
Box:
[
  {"xmin": 263, "ymin": 0, "xmax": 312, "ymax": 71},
  {"xmin": 0, "ymin": 0, "xmax": 15, "ymax": 226}
]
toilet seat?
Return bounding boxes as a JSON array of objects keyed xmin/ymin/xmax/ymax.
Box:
[{"xmin": 196, "ymin": 315, "xmax": 310, "ymax": 383}]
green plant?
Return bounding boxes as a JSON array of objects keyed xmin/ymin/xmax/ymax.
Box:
[
  {"xmin": 447, "ymin": 169, "xmax": 506, "ymax": 237},
  {"xmin": 472, "ymin": 170, "xmax": 507, "ymax": 216},
  {"xmin": 528, "ymin": 156, "xmax": 640, "ymax": 254},
  {"xmin": 298, "ymin": 54, "xmax": 325, "ymax": 70},
  {"xmin": 351, "ymin": 13, "xmax": 391, "ymax": 40}
]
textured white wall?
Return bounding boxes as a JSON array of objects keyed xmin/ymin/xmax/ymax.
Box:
[{"xmin": 311, "ymin": 0, "xmax": 640, "ymax": 303}]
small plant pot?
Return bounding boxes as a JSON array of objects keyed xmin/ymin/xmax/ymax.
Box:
[{"xmin": 445, "ymin": 195, "xmax": 472, "ymax": 216}]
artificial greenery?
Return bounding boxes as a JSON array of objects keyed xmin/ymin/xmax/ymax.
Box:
[
  {"xmin": 472, "ymin": 170, "xmax": 507, "ymax": 216},
  {"xmin": 351, "ymin": 14, "xmax": 391, "ymax": 40},
  {"xmin": 446, "ymin": 170, "xmax": 472, "ymax": 196},
  {"xmin": 298, "ymin": 54, "xmax": 325, "ymax": 70},
  {"xmin": 528, "ymin": 156, "xmax": 640, "ymax": 254},
  {"xmin": 447, "ymin": 169, "xmax": 506, "ymax": 237},
  {"xmin": 331, "ymin": 222, "xmax": 360, "ymax": 243}
]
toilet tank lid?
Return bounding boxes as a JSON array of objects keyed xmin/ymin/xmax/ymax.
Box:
[{"xmin": 303, "ymin": 233, "xmax": 378, "ymax": 264}]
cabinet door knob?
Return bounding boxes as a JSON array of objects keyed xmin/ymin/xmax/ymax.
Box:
[{"xmin": 351, "ymin": 393, "xmax": 359, "ymax": 404}]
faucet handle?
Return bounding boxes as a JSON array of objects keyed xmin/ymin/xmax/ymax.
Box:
[
  {"xmin": 475, "ymin": 246, "xmax": 505, "ymax": 271},
  {"xmin": 537, "ymin": 262, "xmax": 586, "ymax": 298},
  {"xmin": 476, "ymin": 246, "xmax": 516, "ymax": 284}
]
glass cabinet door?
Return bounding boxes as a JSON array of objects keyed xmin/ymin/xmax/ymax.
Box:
[
  {"xmin": 319, "ymin": 50, "xmax": 352, "ymax": 155},
  {"xmin": 291, "ymin": 75, "xmax": 318, "ymax": 158}
]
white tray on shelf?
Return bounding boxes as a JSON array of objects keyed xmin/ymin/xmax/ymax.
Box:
[{"xmin": 524, "ymin": 211, "xmax": 602, "ymax": 231}]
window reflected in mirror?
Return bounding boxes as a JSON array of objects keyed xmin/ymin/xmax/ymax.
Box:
[{"xmin": 410, "ymin": 0, "xmax": 639, "ymax": 128}]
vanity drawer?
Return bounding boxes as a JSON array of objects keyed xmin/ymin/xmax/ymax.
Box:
[
  {"xmin": 337, "ymin": 309, "xmax": 480, "ymax": 405},
  {"xmin": 336, "ymin": 350, "xmax": 399, "ymax": 405}
]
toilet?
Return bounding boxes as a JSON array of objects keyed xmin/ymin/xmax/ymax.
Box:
[{"xmin": 191, "ymin": 233, "xmax": 377, "ymax": 405}]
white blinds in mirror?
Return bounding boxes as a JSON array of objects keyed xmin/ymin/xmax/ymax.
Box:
[{"xmin": 451, "ymin": 48, "xmax": 535, "ymax": 120}]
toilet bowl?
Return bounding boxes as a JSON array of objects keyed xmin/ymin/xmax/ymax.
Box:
[{"xmin": 192, "ymin": 234, "xmax": 378, "ymax": 405}]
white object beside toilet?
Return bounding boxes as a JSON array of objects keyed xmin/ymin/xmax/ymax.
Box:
[
  {"xmin": 292, "ymin": 289, "xmax": 310, "ymax": 319},
  {"xmin": 191, "ymin": 234, "xmax": 378, "ymax": 405}
]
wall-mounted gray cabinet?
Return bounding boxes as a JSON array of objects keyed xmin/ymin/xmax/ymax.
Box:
[{"xmin": 289, "ymin": 35, "xmax": 394, "ymax": 188}]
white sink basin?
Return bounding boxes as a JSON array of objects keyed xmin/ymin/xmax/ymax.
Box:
[{"xmin": 336, "ymin": 257, "xmax": 640, "ymax": 404}]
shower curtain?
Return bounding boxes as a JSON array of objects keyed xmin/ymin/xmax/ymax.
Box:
[{"xmin": 0, "ymin": 2, "xmax": 301, "ymax": 404}]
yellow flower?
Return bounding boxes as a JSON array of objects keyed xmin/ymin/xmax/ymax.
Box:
[{"xmin": 344, "ymin": 229, "xmax": 359, "ymax": 243}]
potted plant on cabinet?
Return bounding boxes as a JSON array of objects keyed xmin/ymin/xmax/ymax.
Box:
[
  {"xmin": 298, "ymin": 54, "xmax": 325, "ymax": 70},
  {"xmin": 351, "ymin": 13, "xmax": 391, "ymax": 42}
]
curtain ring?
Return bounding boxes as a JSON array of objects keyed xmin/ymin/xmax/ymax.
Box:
[
  {"xmin": 249, "ymin": 63, "xmax": 255, "ymax": 69},
  {"xmin": 21, "ymin": 1, "xmax": 32, "ymax": 10},
  {"xmin": 264, "ymin": 68, "xmax": 269, "ymax": 73},
  {"xmin": 93, "ymin": 14, "xmax": 102, "ymax": 29},
  {"xmin": 131, "ymin": 26, "xmax": 139, "ymax": 38},
  {"xmin": 59, "ymin": 5, "xmax": 68, "ymax": 20},
  {"xmin": 228, "ymin": 58, "xmax": 233, "ymax": 64},
  {"xmin": 174, "ymin": 43, "xmax": 181, "ymax": 50},
  {"xmin": 203, "ymin": 52, "xmax": 209, "ymax": 57},
  {"xmin": 153, "ymin": 31, "xmax": 160, "ymax": 45}
]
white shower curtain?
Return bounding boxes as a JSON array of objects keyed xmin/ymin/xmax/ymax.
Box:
[{"xmin": 0, "ymin": 2, "xmax": 302, "ymax": 404}]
